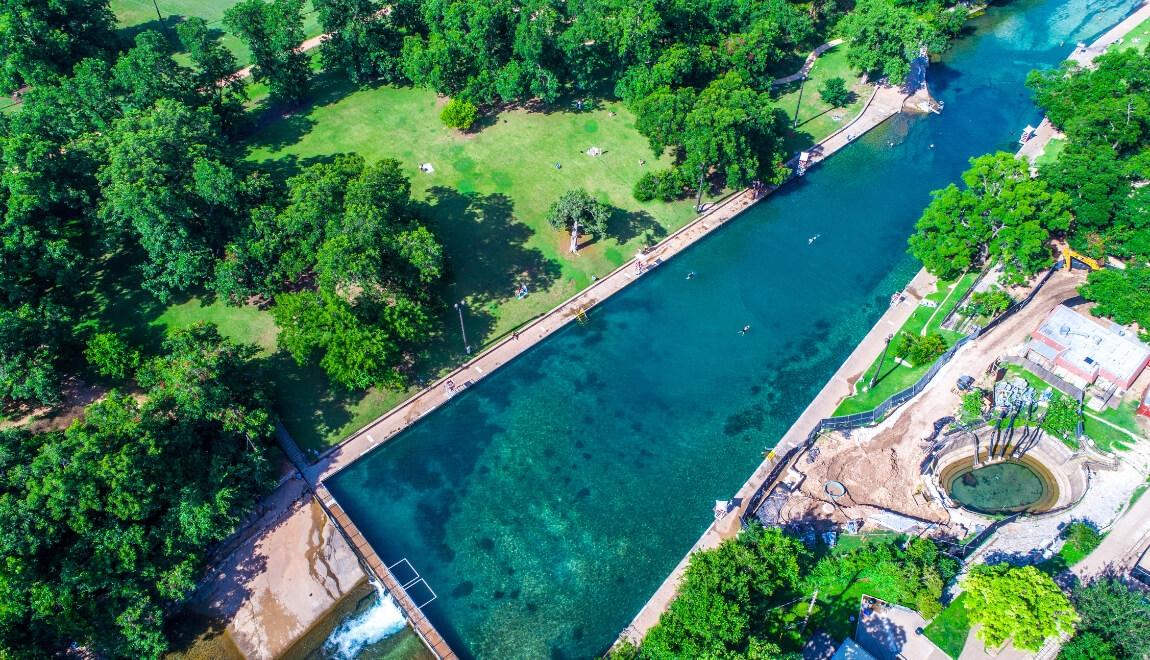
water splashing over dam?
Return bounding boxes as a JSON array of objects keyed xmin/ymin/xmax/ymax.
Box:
[{"xmin": 323, "ymin": 581, "xmax": 407, "ymax": 659}]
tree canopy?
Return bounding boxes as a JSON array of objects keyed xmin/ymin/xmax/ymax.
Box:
[
  {"xmin": 224, "ymin": 0, "xmax": 312, "ymax": 104},
  {"xmin": 840, "ymin": 0, "xmax": 963, "ymax": 84},
  {"xmin": 908, "ymin": 152, "xmax": 1071, "ymax": 284},
  {"xmin": 1070, "ymin": 577, "xmax": 1150, "ymax": 660},
  {"xmin": 961, "ymin": 563, "xmax": 1077, "ymax": 651},
  {"xmin": 0, "ymin": 325, "xmax": 275, "ymax": 658},
  {"xmin": 546, "ymin": 188, "xmax": 611, "ymax": 253},
  {"xmin": 0, "ymin": 0, "xmax": 117, "ymax": 92}
]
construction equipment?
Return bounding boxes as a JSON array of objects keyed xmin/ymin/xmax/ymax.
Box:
[{"xmin": 1062, "ymin": 246, "xmax": 1101, "ymax": 272}]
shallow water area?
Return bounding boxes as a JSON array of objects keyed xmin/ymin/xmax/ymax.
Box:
[
  {"xmin": 947, "ymin": 461, "xmax": 1049, "ymax": 513},
  {"xmin": 325, "ymin": 0, "xmax": 1141, "ymax": 657}
]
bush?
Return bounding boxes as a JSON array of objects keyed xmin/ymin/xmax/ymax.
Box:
[
  {"xmin": 964, "ymin": 288, "xmax": 1013, "ymax": 318},
  {"xmin": 961, "ymin": 390, "xmax": 984, "ymax": 422},
  {"xmin": 895, "ymin": 332, "xmax": 947, "ymax": 366},
  {"xmin": 819, "ymin": 77, "xmax": 852, "ymax": 107},
  {"xmin": 633, "ymin": 172, "xmax": 660, "ymax": 202},
  {"xmin": 1042, "ymin": 397, "xmax": 1079, "ymax": 441},
  {"xmin": 440, "ymin": 98, "xmax": 479, "ymax": 130},
  {"xmin": 1061, "ymin": 521, "xmax": 1102, "ymax": 563},
  {"xmin": 84, "ymin": 332, "xmax": 141, "ymax": 380},
  {"xmin": 1061, "ymin": 631, "xmax": 1117, "ymax": 660}
]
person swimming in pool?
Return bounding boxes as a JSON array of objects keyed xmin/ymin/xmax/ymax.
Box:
[
  {"xmin": 739, "ymin": 325, "xmax": 751, "ymax": 335},
  {"xmin": 686, "ymin": 271, "xmax": 696, "ymax": 280}
]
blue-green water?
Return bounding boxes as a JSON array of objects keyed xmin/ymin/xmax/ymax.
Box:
[
  {"xmin": 326, "ymin": 1, "xmax": 1137, "ymax": 656},
  {"xmin": 948, "ymin": 462, "xmax": 1049, "ymax": 512}
]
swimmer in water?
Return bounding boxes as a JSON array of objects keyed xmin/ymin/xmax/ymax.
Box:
[
  {"xmin": 686, "ymin": 271, "xmax": 696, "ymax": 280},
  {"xmin": 739, "ymin": 325, "xmax": 751, "ymax": 335},
  {"xmin": 808, "ymin": 234, "xmax": 820, "ymax": 245}
]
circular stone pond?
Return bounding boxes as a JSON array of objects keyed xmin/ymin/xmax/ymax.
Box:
[{"xmin": 942, "ymin": 459, "xmax": 1059, "ymax": 514}]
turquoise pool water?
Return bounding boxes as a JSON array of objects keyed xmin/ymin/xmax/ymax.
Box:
[{"xmin": 326, "ymin": 1, "xmax": 1138, "ymax": 656}]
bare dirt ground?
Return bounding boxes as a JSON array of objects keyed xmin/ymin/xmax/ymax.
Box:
[
  {"xmin": 778, "ymin": 270, "xmax": 1089, "ymax": 530},
  {"xmin": 182, "ymin": 480, "xmax": 366, "ymax": 660}
]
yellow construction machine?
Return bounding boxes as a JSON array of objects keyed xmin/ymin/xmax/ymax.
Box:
[{"xmin": 1062, "ymin": 246, "xmax": 1102, "ymax": 272}]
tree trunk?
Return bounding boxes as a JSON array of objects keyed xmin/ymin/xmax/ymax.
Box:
[
  {"xmin": 569, "ymin": 218, "xmax": 580, "ymax": 254},
  {"xmin": 695, "ymin": 165, "xmax": 706, "ymax": 213}
]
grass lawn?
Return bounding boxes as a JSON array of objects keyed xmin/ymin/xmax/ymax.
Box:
[
  {"xmin": 110, "ymin": 0, "xmax": 323, "ymax": 66},
  {"xmin": 773, "ymin": 46, "xmax": 875, "ymax": 155},
  {"xmin": 923, "ymin": 593, "xmax": 971, "ymax": 659},
  {"xmin": 1117, "ymin": 15, "xmax": 1150, "ymax": 53},
  {"xmin": 1033, "ymin": 137, "xmax": 1065, "ymax": 169},
  {"xmin": 834, "ymin": 272, "xmax": 978, "ymax": 416}
]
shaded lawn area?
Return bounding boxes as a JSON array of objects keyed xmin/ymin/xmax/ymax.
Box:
[
  {"xmin": 124, "ymin": 74, "xmax": 701, "ymax": 451},
  {"xmin": 110, "ymin": 0, "xmax": 323, "ymax": 66},
  {"xmin": 922, "ymin": 593, "xmax": 970, "ymax": 659},
  {"xmin": 834, "ymin": 272, "xmax": 977, "ymax": 416},
  {"xmin": 775, "ymin": 46, "xmax": 874, "ymax": 155}
]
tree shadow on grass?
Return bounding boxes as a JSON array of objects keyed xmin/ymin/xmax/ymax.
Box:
[
  {"xmin": 610, "ymin": 208, "xmax": 667, "ymax": 245},
  {"xmin": 420, "ymin": 186, "xmax": 561, "ymax": 312},
  {"xmin": 265, "ymin": 350, "xmax": 358, "ymax": 456}
]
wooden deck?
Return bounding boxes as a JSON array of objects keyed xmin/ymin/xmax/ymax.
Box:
[{"xmin": 314, "ymin": 483, "xmax": 459, "ymax": 660}]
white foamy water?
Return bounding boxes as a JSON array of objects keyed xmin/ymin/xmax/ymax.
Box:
[{"xmin": 323, "ymin": 584, "xmax": 407, "ymax": 659}]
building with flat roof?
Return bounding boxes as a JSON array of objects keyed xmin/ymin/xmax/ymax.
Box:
[{"xmin": 1028, "ymin": 304, "xmax": 1150, "ymax": 390}]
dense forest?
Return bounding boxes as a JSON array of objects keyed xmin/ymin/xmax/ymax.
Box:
[
  {"xmin": 0, "ymin": 0, "xmax": 972, "ymax": 655},
  {"xmin": 909, "ymin": 47, "xmax": 1150, "ymax": 331}
]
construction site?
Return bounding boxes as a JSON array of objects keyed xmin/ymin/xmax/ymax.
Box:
[{"xmin": 752, "ymin": 265, "xmax": 1150, "ymax": 561}]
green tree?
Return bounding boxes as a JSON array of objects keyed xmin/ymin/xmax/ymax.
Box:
[
  {"xmin": 909, "ymin": 153, "xmax": 1072, "ymax": 284},
  {"xmin": 1061, "ymin": 522, "xmax": 1102, "ymax": 560},
  {"xmin": 962, "ymin": 564, "xmax": 1077, "ymax": 651},
  {"xmin": 0, "ymin": 324, "xmax": 274, "ymax": 658},
  {"xmin": 176, "ymin": 17, "xmax": 248, "ymax": 132},
  {"xmin": 1072, "ymin": 578, "xmax": 1150, "ymax": 659},
  {"xmin": 819, "ymin": 77, "xmax": 852, "ymax": 107},
  {"xmin": 0, "ymin": 301, "xmax": 70, "ymax": 405},
  {"xmin": 224, "ymin": 0, "xmax": 312, "ymax": 104},
  {"xmin": 98, "ymin": 99, "xmax": 245, "ymax": 300},
  {"xmin": 895, "ymin": 332, "xmax": 946, "ymax": 366},
  {"xmin": 440, "ymin": 98, "xmax": 479, "ymax": 130},
  {"xmin": 683, "ymin": 72, "xmax": 789, "ymax": 206},
  {"xmin": 964, "ymin": 288, "xmax": 1013, "ymax": 318},
  {"xmin": 547, "ymin": 189, "xmax": 611, "ymax": 254},
  {"xmin": 316, "ymin": 0, "xmax": 403, "ymax": 83},
  {"xmin": 642, "ymin": 525, "xmax": 806, "ymax": 658},
  {"xmin": 0, "ymin": 0, "xmax": 118, "ymax": 91},
  {"xmin": 84, "ymin": 331, "xmax": 141, "ymax": 380},
  {"xmin": 840, "ymin": 0, "xmax": 962, "ymax": 84},
  {"xmin": 272, "ymin": 289, "xmax": 433, "ymax": 389},
  {"xmin": 1078, "ymin": 267, "xmax": 1150, "ymax": 331},
  {"xmin": 1060, "ymin": 632, "xmax": 1117, "ymax": 660}
]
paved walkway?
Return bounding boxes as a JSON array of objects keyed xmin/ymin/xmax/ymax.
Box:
[
  {"xmin": 1068, "ymin": 1, "xmax": 1150, "ymax": 66},
  {"xmin": 1073, "ymin": 485, "xmax": 1150, "ymax": 579},
  {"xmin": 772, "ymin": 39, "xmax": 846, "ymax": 86},
  {"xmin": 309, "ymin": 82, "xmax": 909, "ymax": 485}
]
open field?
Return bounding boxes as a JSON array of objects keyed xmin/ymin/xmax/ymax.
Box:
[
  {"xmin": 774, "ymin": 46, "xmax": 874, "ymax": 155},
  {"xmin": 834, "ymin": 271, "xmax": 978, "ymax": 415},
  {"xmin": 1033, "ymin": 136, "xmax": 1065, "ymax": 169},
  {"xmin": 110, "ymin": 0, "xmax": 323, "ymax": 65},
  {"xmin": 1117, "ymin": 15, "xmax": 1150, "ymax": 52}
]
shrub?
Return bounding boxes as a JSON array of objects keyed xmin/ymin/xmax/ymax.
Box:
[
  {"xmin": 964, "ymin": 288, "xmax": 1013, "ymax": 318},
  {"xmin": 440, "ymin": 98, "xmax": 479, "ymax": 130},
  {"xmin": 961, "ymin": 390, "xmax": 984, "ymax": 422},
  {"xmin": 84, "ymin": 332, "xmax": 141, "ymax": 380},
  {"xmin": 1061, "ymin": 521, "xmax": 1102, "ymax": 562},
  {"xmin": 633, "ymin": 172, "xmax": 660, "ymax": 202},
  {"xmin": 1042, "ymin": 397, "xmax": 1079, "ymax": 441}
]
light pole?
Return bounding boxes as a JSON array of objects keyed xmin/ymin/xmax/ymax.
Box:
[
  {"xmin": 869, "ymin": 333, "xmax": 895, "ymax": 389},
  {"xmin": 793, "ymin": 74, "xmax": 807, "ymax": 128},
  {"xmin": 454, "ymin": 301, "xmax": 471, "ymax": 355}
]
